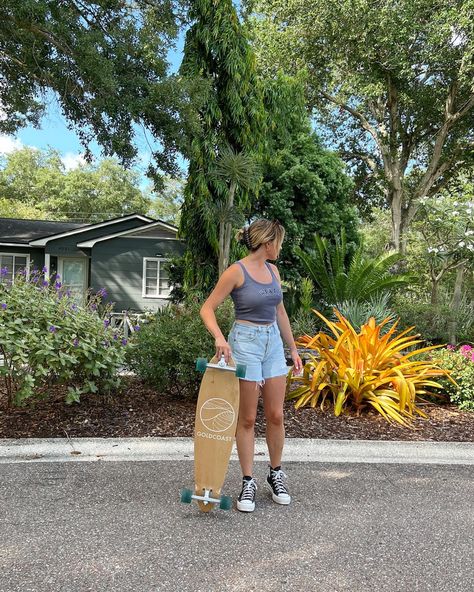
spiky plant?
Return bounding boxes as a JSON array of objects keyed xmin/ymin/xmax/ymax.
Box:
[
  {"xmin": 337, "ymin": 293, "xmax": 397, "ymax": 332},
  {"xmin": 288, "ymin": 309, "xmax": 455, "ymax": 426},
  {"xmin": 295, "ymin": 230, "xmax": 412, "ymax": 306}
]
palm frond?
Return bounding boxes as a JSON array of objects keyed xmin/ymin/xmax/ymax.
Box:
[
  {"xmin": 299, "ymin": 232, "xmax": 411, "ymax": 304},
  {"xmin": 212, "ymin": 145, "xmax": 261, "ymax": 191}
]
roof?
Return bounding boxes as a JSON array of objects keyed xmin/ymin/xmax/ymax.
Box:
[
  {"xmin": 28, "ymin": 214, "xmax": 155, "ymax": 246},
  {"xmin": 0, "ymin": 218, "xmax": 86, "ymax": 245},
  {"xmin": 77, "ymin": 219, "xmax": 179, "ymax": 247}
]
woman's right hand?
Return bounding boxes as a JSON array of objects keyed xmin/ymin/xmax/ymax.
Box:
[{"xmin": 215, "ymin": 337, "xmax": 232, "ymax": 364}]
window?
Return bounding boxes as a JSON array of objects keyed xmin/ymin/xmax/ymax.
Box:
[
  {"xmin": 142, "ymin": 258, "xmax": 170, "ymax": 298},
  {"xmin": 0, "ymin": 253, "xmax": 30, "ymax": 283}
]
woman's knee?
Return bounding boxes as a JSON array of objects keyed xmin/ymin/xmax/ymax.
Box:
[
  {"xmin": 238, "ymin": 381, "xmax": 260, "ymax": 430},
  {"xmin": 238, "ymin": 413, "xmax": 257, "ymax": 430},
  {"xmin": 265, "ymin": 409, "xmax": 284, "ymax": 427}
]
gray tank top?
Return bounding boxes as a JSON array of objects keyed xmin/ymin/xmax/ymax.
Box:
[{"xmin": 230, "ymin": 261, "xmax": 283, "ymax": 324}]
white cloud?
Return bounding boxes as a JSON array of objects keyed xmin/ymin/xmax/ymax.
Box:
[
  {"xmin": 61, "ymin": 152, "xmax": 87, "ymax": 171},
  {"xmin": 0, "ymin": 134, "xmax": 24, "ymax": 155},
  {"xmin": 0, "ymin": 135, "xmax": 86, "ymax": 171}
]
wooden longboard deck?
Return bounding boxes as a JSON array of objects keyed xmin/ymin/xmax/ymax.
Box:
[{"xmin": 194, "ymin": 356, "xmax": 240, "ymax": 512}]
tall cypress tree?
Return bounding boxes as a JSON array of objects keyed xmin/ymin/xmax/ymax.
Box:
[{"xmin": 179, "ymin": 0, "xmax": 265, "ymax": 294}]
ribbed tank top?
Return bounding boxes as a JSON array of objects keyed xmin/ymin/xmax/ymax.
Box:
[{"xmin": 230, "ymin": 261, "xmax": 283, "ymax": 324}]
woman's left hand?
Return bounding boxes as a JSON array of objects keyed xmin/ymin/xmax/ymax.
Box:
[{"xmin": 291, "ymin": 349, "xmax": 303, "ymax": 375}]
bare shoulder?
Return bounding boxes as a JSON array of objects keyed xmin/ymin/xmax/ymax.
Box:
[
  {"xmin": 268, "ymin": 262, "xmax": 281, "ymax": 281},
  {"xmin": 212, "ymin": 262, "xmax": 243, "ymax": 290},
  {"xmin": 226, "ymin": 262, "xmax": 244, "ymax": 288},
  {"xmin": 204, "ymin": 263, "xmax": 243, "ymax": 308}
]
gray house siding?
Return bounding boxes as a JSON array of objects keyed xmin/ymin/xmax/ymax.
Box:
[
  {"xmin": 90, "ymin": 237, "xmax": 184, "ymax": 311},
  {"xmin": 0, "ymin": 246, "xmax": 45, "ymax": 270}
]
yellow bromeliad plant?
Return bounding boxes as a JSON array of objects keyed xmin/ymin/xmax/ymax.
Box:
[{"xmin": 287, "ymin": 309, "xmax": 455, "ymax": 426}]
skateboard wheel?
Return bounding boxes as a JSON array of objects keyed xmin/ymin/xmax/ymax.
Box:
[
  {"xmin": 196, "ymin": 358, "xmax": 208, "ymax": 373},
  {"xmin": 220, "ymin": 495, "xmax": 232, "ymax": 510},
  {"xmin": 180, "ymin": 488, "xmax": 193, "ymax": 504},
  {"xmin": 235, "ymin": 364, "xmax": 246, "ymax": 379}
]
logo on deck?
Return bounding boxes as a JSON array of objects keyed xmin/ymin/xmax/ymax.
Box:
[{"xmin": 199, "ymin": 398, "xmax": 236, "ymax": 433}]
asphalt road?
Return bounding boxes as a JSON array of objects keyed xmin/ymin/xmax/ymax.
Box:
[{"xmin": 1, "ymin": 458, "xmax": 473, "ymax": 592}]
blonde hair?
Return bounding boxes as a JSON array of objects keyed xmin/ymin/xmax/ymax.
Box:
[{"xmin": 235, "ymin": 219, "xmax": 285, "ymax": 252}]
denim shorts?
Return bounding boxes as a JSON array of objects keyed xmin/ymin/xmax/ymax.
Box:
[{"xmin": 228, "ymin": 321, "xmax": 289, "ymax": 383}]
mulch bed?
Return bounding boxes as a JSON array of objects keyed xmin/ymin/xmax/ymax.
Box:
[{"xmin": 1, "ymin": 377, "xmax": 473, "ymax": 441}]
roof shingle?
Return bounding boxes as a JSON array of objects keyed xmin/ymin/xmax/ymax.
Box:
[{"xmin": 0, "ymin": 218, "xmax": 86, "ymax": 244}]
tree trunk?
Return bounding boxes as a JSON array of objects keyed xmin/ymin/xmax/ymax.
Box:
[
  {"xmin": 448, "ymin": 264, "xmax": 465, "ymax": 345},
  {"xmin": 389, "ymin": 187, "xmax": 404, "ymax": 252},
  {"xmin": 218, "ymin": 219, "xmax": 226, "ymax": 277},
  {"xmin": 430, "ymin": 277, "xmax": 439, "ymax": 306},
  {"xmin": 218, "ymin": 181, "xmax": 236, "ymax": 276}
]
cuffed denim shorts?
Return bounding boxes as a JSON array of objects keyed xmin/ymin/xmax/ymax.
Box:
[{"xmin": 228, "ymin": 321, "xmax": 289, "ymax": 384}]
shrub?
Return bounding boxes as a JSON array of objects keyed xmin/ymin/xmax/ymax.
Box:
[
  {"xmin": 288, "ymin": 309, "xmax": 453, "ymax": 426},
  {"xmin": 291, "ymin": 309, "xmax": 322, "ymax": 341},
  {"xmin": 127, "ymin": 297, "xmax": 235, "ymax": 397},
  {"xmin": 0, "ymin": 267, "xmax": 127, "ymax": 406},
  {"xmin": 295, "ymin": 229, "xmax": 412, "ymax": 305},
  {"xmin": 428, "ymin": 346, "xmax": 474, "ymax": 411},
  {"xmin": 393, "ymin": 295, "xmax": 474, "ymax": 344},
  {"xmin": 336, "ymin": 293, "xmax": 397, "ymax": 333},
  {"xmin": 288, "ymin": 276, "xmax": 321, "ymax": 338}
]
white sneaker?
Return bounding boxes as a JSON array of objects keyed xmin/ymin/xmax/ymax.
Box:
[
  {"xmin": 237, "ymin": 478, "xmax": 257, "ymax": 512},
  {"xmin": 266, "ymin": 467, "xmax": 291, "ymax": 505}
]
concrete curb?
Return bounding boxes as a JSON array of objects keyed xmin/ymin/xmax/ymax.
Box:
[{"xmin": 1, "ymin": 437, "xmax": 473, "ymax": 465}]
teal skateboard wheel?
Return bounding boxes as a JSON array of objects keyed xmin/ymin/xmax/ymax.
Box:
[
  {"xmin": 180, "ymin": 488, "xmax": 193, "ymax": 504},
  {"xmin": 235, "ymin": 364, "xmax": 246, "ymax": 379},
  {"xmin": 196, "ymin": 358, "xmax": 208, "ymax": 372},
  {"xmin": 219, "ymin": 495, "xmax": 232, "ymax": 510}
]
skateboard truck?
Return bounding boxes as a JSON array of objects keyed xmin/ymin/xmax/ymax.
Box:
[
  {"xmin": 196, "ymin": 356, "xmax": 246, "ymax": 378},
  {"xmin": 180, "ymin": 487, "xmax": 233, "ymax": 511}
]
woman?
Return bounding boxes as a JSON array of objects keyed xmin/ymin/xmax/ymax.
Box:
[{"xmin": 200, "ymin": 219, "xmax": 303, "ymax": 512}]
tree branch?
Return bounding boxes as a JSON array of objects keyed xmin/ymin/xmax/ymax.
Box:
[
  {"xmin": 417, "ymin": 84, "xmax": 474, "ymax": 200},
  {"xmin": 340, "ymin": 151, "xmax": 379, "ymax": 172},
  {"xmin": 319, "ymin": 90, "xmax": 381, "ymax": 144}
]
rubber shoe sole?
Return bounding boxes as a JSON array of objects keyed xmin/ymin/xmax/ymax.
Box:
[
  {"xmin": 266, "ymin": 481, "xmax": 291, "ymax": 505},
  {"xmin": 237, "ymin": 499, "xmax": 255, "ymax": 512}
]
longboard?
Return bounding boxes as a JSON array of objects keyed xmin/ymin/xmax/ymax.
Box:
[{"xmin": 180, "ymin": 355, "xmax": 246, "ymax": 512}]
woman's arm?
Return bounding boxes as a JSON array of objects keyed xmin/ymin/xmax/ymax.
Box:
[
  {"xmin": 270, "ymin": 263, "xmax": 303, "ymax": 373},
  {"xmin": 276, "ymin": 302, "xmax": 302, "ymax": 373},
  {"xmin": 200, "ymin": 264, "xmax": 240, "ymax": 363}
]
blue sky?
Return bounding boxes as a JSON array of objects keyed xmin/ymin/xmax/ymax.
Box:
[{"xmin": 0, "ymin": 35, "xmax": 186, "ymax": 183}]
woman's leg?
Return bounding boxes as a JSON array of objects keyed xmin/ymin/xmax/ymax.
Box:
[
  {"xmin": 235, "ymin": 380, "xmax": 260, "ymax": 476},
  {"xmin": 261, "ymin": 375, "xmax": 287, "ymax": 468}
]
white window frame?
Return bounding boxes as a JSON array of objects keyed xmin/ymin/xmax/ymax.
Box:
[
  {"xmin": 142, "ymin": 257, "xmax": 171, "ymax": 299},
  {"xmin": 0, "ymin": 252, "xmax": 31, "ymax": 282},
  {"xmin": 57, "ymin": 256, "xmax": 89, "ymax": 301}
]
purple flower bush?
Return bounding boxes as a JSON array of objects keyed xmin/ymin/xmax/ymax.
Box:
[{"xmin": 0, "ymin": 267, "xmax": 127, "ymax": 406}]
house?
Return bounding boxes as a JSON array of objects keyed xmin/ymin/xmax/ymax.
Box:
[{"xmin": 0, "ymin": 214, "xmax": 184, "ymax": 311}]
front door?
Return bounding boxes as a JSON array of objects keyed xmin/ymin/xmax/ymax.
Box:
[{"xmin": 58, "ymin": 257, "xmax": 88, "ymax": 302}]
